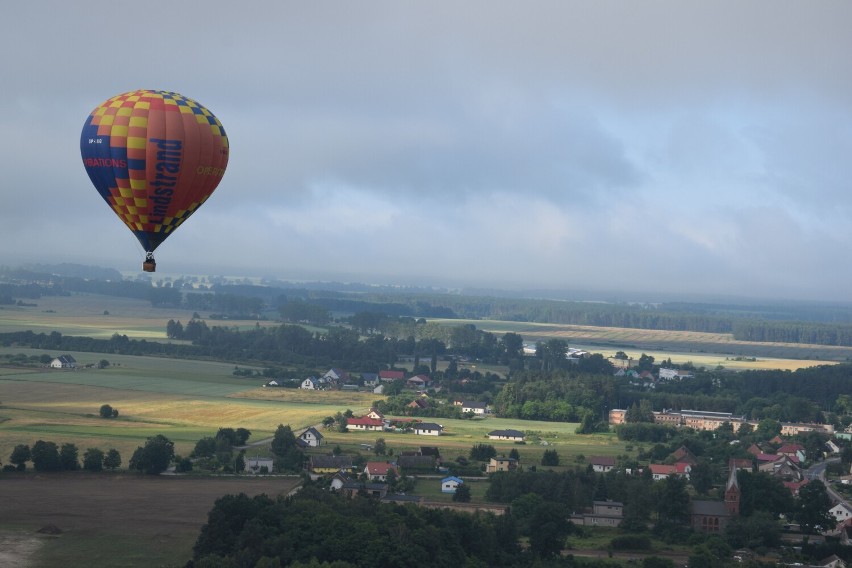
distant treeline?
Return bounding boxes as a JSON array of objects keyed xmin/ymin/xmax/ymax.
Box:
[{"xmin": 7, "ymin": 264, "xmax": 852, "ymax": 346}]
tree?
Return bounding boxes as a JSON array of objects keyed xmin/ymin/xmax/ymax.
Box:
[
  {"xmin": 373, "ymin": 438, "xmax": 387, "ymax": 456},
  {"xmin": 689, "ymin": 460, "xmax": 714, "ymax": 495},
  {"xmin": 103, "ymin": 449, "xmax": 121, "ymax": 470},
  {"xmin": 528, "ymin": 501, "xmax": 571, "ymax": 557},
  {"xmin": 271, "ymin": 424, "xmax": 304, "ymax": 472},
  {"xmin": 99, "ymin": 404, "xmax": 118, "ymax": 418},
  {"xmin": 98, "ymin": 359, "xmax": 110, "ymax": 369},
  {"xmin": 129, "ymin": 434, "xmax": 174, "ymax": 474},
  {"xmin": 9, "ymin": 444, "xmax": 30, "ymax": 471},
  {"xmin": 792, "ymin": 480, "xmax": 835, "ymax": 540},
  {"xmin": 469, "ymin": 444, "xmax": 496, "ymax": 462},
  {"xmin": 193, "ymin": 436, "xmax": 218, "ymax": 458},
  {"xmin": 653, "ymin": 476, "xmax": 691, "ymax": 540},
  {"xmin": 541, "ymin": 449, "xmax": 560, "ymax": 466},
  {"xmin": 31, "ymin": 440, "xmax": 61, "ymax": 472},
  {"xmin": 83, "ymin": 448, "xmax": 105, "ymax": 471},
  {"xmin": 60, "ymin": 443, "xmax": 79, "ymax": 470},
  {"xmin": 452, "ymin": 483, "xmax": 471, "ymax": 503}
]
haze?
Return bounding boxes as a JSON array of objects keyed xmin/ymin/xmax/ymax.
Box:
[{"xmin": 3, "ymin": 2, "xmax": 852, "ymax": 302}]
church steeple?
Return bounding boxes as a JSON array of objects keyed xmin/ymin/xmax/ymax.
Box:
[{"xmin": 725, "ymin": 466, "xmax": 740, "ymax": 516}]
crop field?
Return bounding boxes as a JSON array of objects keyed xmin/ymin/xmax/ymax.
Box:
[
  {"xmin": 0, "ymin": 351, "xmax": 366, "ymax": 461},
  {"xmin": 0, "ymin": 473, "xmax": 300, "ymax": 568}
]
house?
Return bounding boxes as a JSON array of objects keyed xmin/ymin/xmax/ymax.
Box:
[
  {"xmin": 461, "ymin": 401, "xmax": 488, "ymax": 415},
  {"xmin": 758, "ymin": 454, "xmax": 802, "ymax": 481},
  {"xmin": 361, "ymin": 373, "xmax": 379, "ymax": 387},
  {"xmin": 826, "ymin": 440, "xmax": 842, "ymax": 455},
  {"xmin": 300, "ymin": 376, "xmax": 320, "ymax": 390},
  {"xmin": 817, "ymin": 554, "xmax": 847, "ymax": 568},
  {"xmin": 50, "ymin": 355, "xmax": 76, "ymax": 369},
  {"xmin": 408, "ymin": 398, "xmax": 430, "ymax": 410},
  {"xmin": 777, "ymin": 443, "xmax": 806, "ymax": 463},
  {"xmin": 379, "ymin": 370, "xmax": 405, "ymax": 382},
  {"xmin": 310, "ymin": 455, "xmax": 353, "ymax": 474},
  {"xmin": 323, "ymin": 368, "xmax": 350, "ymax": 384},
  {"xmin": 346, "ymin": 416, "xmax": 385, "ymax": 432},
  {"xmin": 441, "ymin": 476, "xmax": 464, "ymax": 494},
  {"xmin": 366, "ymin": 408, "xmax": 385, "ymax": 421},
  {"xmin": 649, "ymin": 463, "xmax": 691, "ymax": 480},
  {"xmin": 487, "ymin": 457, "xmax": 518, "ymax": 473},
  {"xmin": 589, "ymin": 456, "xmax": 616, "ymax": 473},
  {"xmin": 331, "ymin": 473, "xmax": 388, "ymax": 499},
  {"xmin": 830, "ymin": 502, "xmax": 852, "ymax": 523},
  {"xmin": 670, "ymin": 446, "xmax": 698, "ymax": 466},
  {"xmin": 299, "ymin": 427, "xmax": 324, "ymax": 447},
  {"xmin": 728, "ymin": 458, "xmax": 754, "ymax": 472},
  {"xmin": 364, "ymin": 461, "xmax": 398, "ymax": 482},
  {"xmin": 245, "ymin": 457, "xmax": 274, "ymax": 474},
  {"xmin": 658, "ymin": 368, "xmax": 694, "ymax": 380},
  {"xmin": 487, "ymin": 429, "xmax": 526, "ymax": 442},
  {"xmin": 573, "ymin": 501, "xmax": 624, "ymax": 527},
  {"xmin": 406, "ymin": 375, "xmax": 430, "ymax": 390},
  {"xmin": 414, "ymin": 422, "xmax": 442, "ymax": 436}
]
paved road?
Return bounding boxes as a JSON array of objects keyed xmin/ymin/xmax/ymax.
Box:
[{"xmin": 805, "ymin": 457, "xmax": 849, "ymax": 506}]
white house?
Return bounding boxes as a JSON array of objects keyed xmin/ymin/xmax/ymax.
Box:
[
  {"xmin": 300, "ymin": 427, "xmax": 324, "ymax": 447},
  {"xmin": 245, "ymin": 457, "xmax": 274, "ymax": 474},
  {"xmin": 461, "ymin": 401, "xmax": 487, "ymax": 415},
  {"xmin": 830, "ymin": 502, "xmax": 852, "ymax": 522},
  {"xmin": 50, "ymin": 355, "xmax": 77, "ymax": 369},
  {"xmin": 414, "ymin": 422, "xmax": 443, "ymax": 436},
  {"xmin": 441, "ymin": 476, "xmax": 464, "ymax": 494},
  {"xmin": 301, "ymin": 376, "xmax": 320, "ymax": 390}
]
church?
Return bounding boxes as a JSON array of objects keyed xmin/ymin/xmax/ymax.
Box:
[{"xmin": 690, "ymin": 466, "xmax": 740, "ymax": 533}]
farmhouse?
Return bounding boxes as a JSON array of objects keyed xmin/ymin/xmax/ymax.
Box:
[
  {"xmin": 50, "ymin": 354, "xmax": 77, "ymax": 369},
  {"xmin": 414, "ymin": 422, "xmax": 443, "ymax": 436},
  {"xmin": 299, "ymin": 427, "xmax": 324, "ymax": 447},
  {"xmin": 300, "ymin": 376, "xmax": 320, "ymax": 390},
  {"xmin": 487, "ymin": 429, "xmax": 525, "ymax": 442}
]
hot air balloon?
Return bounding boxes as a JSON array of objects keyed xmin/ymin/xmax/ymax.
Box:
[{"xmin": 80, "ymin": 90, "xmax": 229, "ymax": 272}]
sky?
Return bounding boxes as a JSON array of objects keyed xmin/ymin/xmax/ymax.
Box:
[{"xmin": 3, "ymin": 2, "xmax": 852, "ymax": 302}]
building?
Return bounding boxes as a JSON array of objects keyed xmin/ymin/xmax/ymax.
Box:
[
  {"xmin": 346, "ymin": 416, "xmax": 385, "ymax": 432},
  {"xmin": 572, "ymin": 501, "xmax": 624, "ymax": 527},
  {"xmin": 364, "ymin": 461, "xmax": 397, "ymax": 482},
  {"xmin": 830, "ymin": 503, "xmax": 852, "ymax": 523},
  {"xmin": 50, "ymin": 355, "xmax": 77, "ymax": 369},
  {"xmin": 487, "ymin": 429, "xmax": 525, "ymax": 442},
  {"xmin": 589, "ymin": 456, "xmax": 616, "ymax": 473},
  {"xmin": 461, "ymin": 401, "xmax": 488, "ymax": 415},
  {"xmin": 379, "ymin": 370, "xmax": 405, "ymax": 382},
  {"xmin": 299, "ymin": 427, "xmax": 324, "ymax": 447},
  {"xmin": 691, "ymin": 467, "xmax": 740, "ymax": 533},
  {"xmin": 414, "ymin": 422, "xmax": 443, "ymax": 436},
  {"xmin": 486, "ymin": 457, "xmax": 518, "ymax": 473},
  {"xmin": 300, "ymin": 376, "xmax": 320, "ymax": 390},
  {"xmin": 310, "ymin": 455, "xmax": 353, "ymax": 474},
  {"xmin": 441, "ymin": 476, "xmax": 464, "ymax": 494},
  {"xmin": 608, "ymin": 409, "xmax": 627, "ymax": 425}
]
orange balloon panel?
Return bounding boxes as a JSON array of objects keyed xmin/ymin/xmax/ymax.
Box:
[{"xmin": 81, "ymin": 90, "xmax": 229, "ymax": 254}]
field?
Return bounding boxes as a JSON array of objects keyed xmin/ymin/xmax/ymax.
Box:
[{"xmin": 0, "ymin": 473, "xmax": 300, "ymax": 567}]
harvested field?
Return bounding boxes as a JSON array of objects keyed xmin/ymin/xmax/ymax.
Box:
[{"xmin": 0, "ymin": 473, "xmax": 300, "ymax": 567}]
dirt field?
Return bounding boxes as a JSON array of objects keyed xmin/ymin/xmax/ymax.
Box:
[{"xmin": 0, "ymin": 473, "xmax": 301, "ymax": 567}]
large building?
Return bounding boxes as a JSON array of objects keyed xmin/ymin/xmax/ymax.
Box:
[{"xmin": 609, "ymin": 408, "xmax": 833, "ymax": 435}]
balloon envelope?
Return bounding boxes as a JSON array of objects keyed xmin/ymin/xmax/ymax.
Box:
[{"xmin": 81, "ymin": 90, "xmax": 229, "ymax": 267}]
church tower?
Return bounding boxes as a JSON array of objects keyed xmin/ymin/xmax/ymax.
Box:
[{"xmin": 725, "ymin": 466, "xmax": 741, "ymax": 516}]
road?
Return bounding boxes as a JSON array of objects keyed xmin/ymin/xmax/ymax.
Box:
[{"xmin": 806, "ymin": 457, "xmax": 849, "ymax": 506}]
